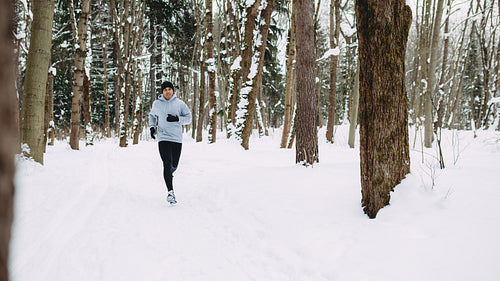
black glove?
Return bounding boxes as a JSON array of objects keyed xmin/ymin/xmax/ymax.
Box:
[
  {"xmin": 150, "ymin": 127, "xmax": 156, "ymax": 139},
  {"xmin": 167, "ymin": 114, "xmax": 179, "ymax": 122}
]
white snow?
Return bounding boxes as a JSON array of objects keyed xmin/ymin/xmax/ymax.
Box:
[
  {"xmin": 316, "ymin": 48, "xmax": 340, "ymax": 62},
  {"xmin": 10, "ymin": 126, "xmax": 500, "ymax": 281},
  {"xmin": 48, "ymin": 67, "xmax": 57, "ymax": 76},
  {"xmin": 488, "ymin": 97, "xmax": 500, "ymax": 106},
  {"xmin": 230, "ymin": 56, "xmax": 242, "ymax": 72},
  {"xmin": 246, "ymin": 0, "xmax": 256, "ymax": 7}
]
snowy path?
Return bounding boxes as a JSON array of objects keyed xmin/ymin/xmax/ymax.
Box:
[{"xmin": 10, "ymin": 129, "xmax": 500, "ymax": 281}]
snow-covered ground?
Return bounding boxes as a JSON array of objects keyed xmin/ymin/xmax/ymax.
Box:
[{"xmin": 10, "ymin": 126, "xmax": 500, "ymax": 281}]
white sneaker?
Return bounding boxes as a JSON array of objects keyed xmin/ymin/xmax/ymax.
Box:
[{"xmin": 167, "ymin": 190, "xmax": 177, "ymax": 205}]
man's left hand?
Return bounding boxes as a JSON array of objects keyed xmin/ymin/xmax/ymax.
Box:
[{"xmin": 167, "ymin": 114, "xmax": 179, "ymax": 122}]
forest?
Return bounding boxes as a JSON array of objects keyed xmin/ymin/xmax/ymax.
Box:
[
  {"xmin": 3, "ymin": 0, "xmax": 498, "ymax": 221},
  {"xmin": 10, "ymin": 0, "xmax": 499, "ymax": 157}
]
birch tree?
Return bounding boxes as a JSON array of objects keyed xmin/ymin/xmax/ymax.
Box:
[
  {"xmin": 206, "ymin": 0, "xmax": 217, "ymax": 143},
  {"xmin": 280, "ymin": 3, "xmax": 296, "ymax": 148},
  {"xmin": 69, "ymin": 0, "xmax": 91, "ymax": 150},
  {"xmin": 20, "ymin": 0, "xmax": 55, "ymax": 163}
]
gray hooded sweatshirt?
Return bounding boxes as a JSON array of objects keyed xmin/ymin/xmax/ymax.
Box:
[{"xmin": 149, "ymin": 94, "xmax": 192, "ymax": 143}]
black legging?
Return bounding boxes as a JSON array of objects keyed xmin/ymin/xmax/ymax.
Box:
[{"xmin": 158, "ymin": 141, "xmax": 182, "ymax": 191}]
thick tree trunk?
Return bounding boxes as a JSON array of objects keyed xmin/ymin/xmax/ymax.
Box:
[
  {"xmin": 21, "ymin": 0, "xmax": 55, "ymax": 164},
  {"xmin": 280, "ymin": 7, "xmax": 296, "ymax": 149},
  {"xmin": 356, "ymin": 0, "xmax": 412, "ymax": 218},
  {"xmin": 70, "ymin": 0, "xmax": 91, "ymax": 150},
  {"xmin": 0, "ymin": 1, "xmax": 16, "ymax": 279},
  {"xmin": 294, "ymin": 0, "xmax": 318, "ymax": 165}
]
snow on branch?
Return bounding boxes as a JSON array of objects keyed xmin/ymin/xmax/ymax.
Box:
[{"xmin": 316, "ymin": 47, "xmax": 340, "ymax": 62}]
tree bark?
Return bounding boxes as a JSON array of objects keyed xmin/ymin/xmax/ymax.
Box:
[
  {"xmin": 294, "ymin": 0, "xmax": 318, "ymax": 165},
  {"xmin": 21, "ymin": 0, "xmax": 55, "ymax": 164},
  {"xmin": 83, "ymin": 73, "xmax": 92, "ymax": 145},
  {"xmin": 133, "ymin": 67, "xmax": 142, "ymax": 145},
  {"xmin": 0, "ymin": 0, "xmax": 16, "ymax": 278},
  {"xmin": 101, "ymin": 9, "xmax": 110, "ymax": 138},
  {"xmin": 348, "ymin": 61, "xmax": 360, "ymax": 148},
  {"xmin": 196, "ymin": 36, "xmax": 206, "ymax": 143},
  {"xmin": 326, "ymin": 0, "xmax": 341, "ymax": 143},
  {"xmin": 119, "ymin": 0, "xmax": 132, "ymax": 147},
  {"xmin": 233, "ymin": 0, "xmax": 262, "ymax": 147},
  {"xmin": 238, "ymin": 0, "xmax": 274, "ymax": 150},
  {"xmin": 206, "ymin": 0, "xmax": 217, "ymax": 143},
  {"xmin": 280, "ymin": 7, "xmax": 296, "ymax": 148},
  {"xmin": 226, "ymin": 0, "xmax": 242, "ymax": 135},
  {"xmin": 356, "ymin": 0, "xmax": 412, "ymax": 218},
  {"xmin": 426, "ymin": 0, "xmax": 445, "ymax": 136},
  {"xmin": 422, "ymin": 0, "xmax": 433, "ymax": 148},
  {"xmin": 70, "ymin": 0, "xmax": 91, "ymax": 150},
  {"xmin": 44, "ymin": 71, "xmax": 55, "ymax": 148}
]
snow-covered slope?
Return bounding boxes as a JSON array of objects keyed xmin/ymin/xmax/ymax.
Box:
[{"xmin": 10, "ymin": 127, "xmax": 500, "ymax": 281}]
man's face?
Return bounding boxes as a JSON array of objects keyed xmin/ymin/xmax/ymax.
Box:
[{"xmin": 163, "ymin": 87, "xmax": 174, "ymax": 100}]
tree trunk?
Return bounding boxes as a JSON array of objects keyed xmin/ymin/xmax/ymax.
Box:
[
  {"xmin": 280, "ymin": 6, "xmax": 296, "ymax": 148},
  {"xmin": 102, "ymin": 17, "xmax": 110, "ymax": 138},
  {"xmin": 83, "ymin": 73, "xmax": 92, "ymax": 145},
  {"xmin": 436, "ymin": 0, "xmax": 450, "ymax": 131},
  {"xmin": 446, "ymin": 2, "xmax": 472, "ymax": 128},
  {"xmin": 21, "ymin": 0, "xmax": 55, "ymax": 164},
  {"xmin": 348, "ymin": 61, "xmax": 360, "ymax": 148},
  {"xmin": 70, "ymin": 0, "xmax": 91, "ymax": 150},
  {"xmin": 206, "ymin": 0, "xmax": 217, "ymax": 143},
  {"xmin": 191, "ymin": 0, "xmax": 201, "ymax": 140},
  {"xmin": 0, "ymin": 1, "xmax": 17, "ymax": 278},
  {"xmin": 196, "ymin": 38, "xmax": 206, "ymax": 143},
  {"xmin": 44, "ymin": 71, "xmax": 55, "ymax": 148},
  {"xmin": 326, "ymin": 0, "xmax": 341, "ymax": 143},
  {"xmin": 233, "ymin": 0, "xmax": 262, "ymax": 146},
  {"xmin": 294, "ymin": 0, "xmax": 318, "ymax": 165},
  {"xmin": 238, "ymin": 0, "xmax": 274, "ymax": 150},
  {"xmin": 226, "ymin": 0, "xmax": 242, "ymax": 136},
  {"xmin": 426, "ymin": 0, "xmax": 445, "ymax": 136},
  {"xmin": 479, "ymin": 0, "xmax": 494, "ymax": 128},
  {"xmin": 133, "ymin": 68, "xmax": 142, "ymax": 145},
  {"xmin": 356, "ymin": 0, "xmax": 412, "ymax": 218},
  {"xmin": 119, "ymin": 0, "xmax": 132, "ymax": 147},
  {"xmin": 422, "ymin": 0, "xmax": 433, "ymax": 148}
]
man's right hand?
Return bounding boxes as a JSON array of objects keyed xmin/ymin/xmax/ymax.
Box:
[{"xmin": 150, "ymin": 127, "xmax": 156, "ymax": 139}]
